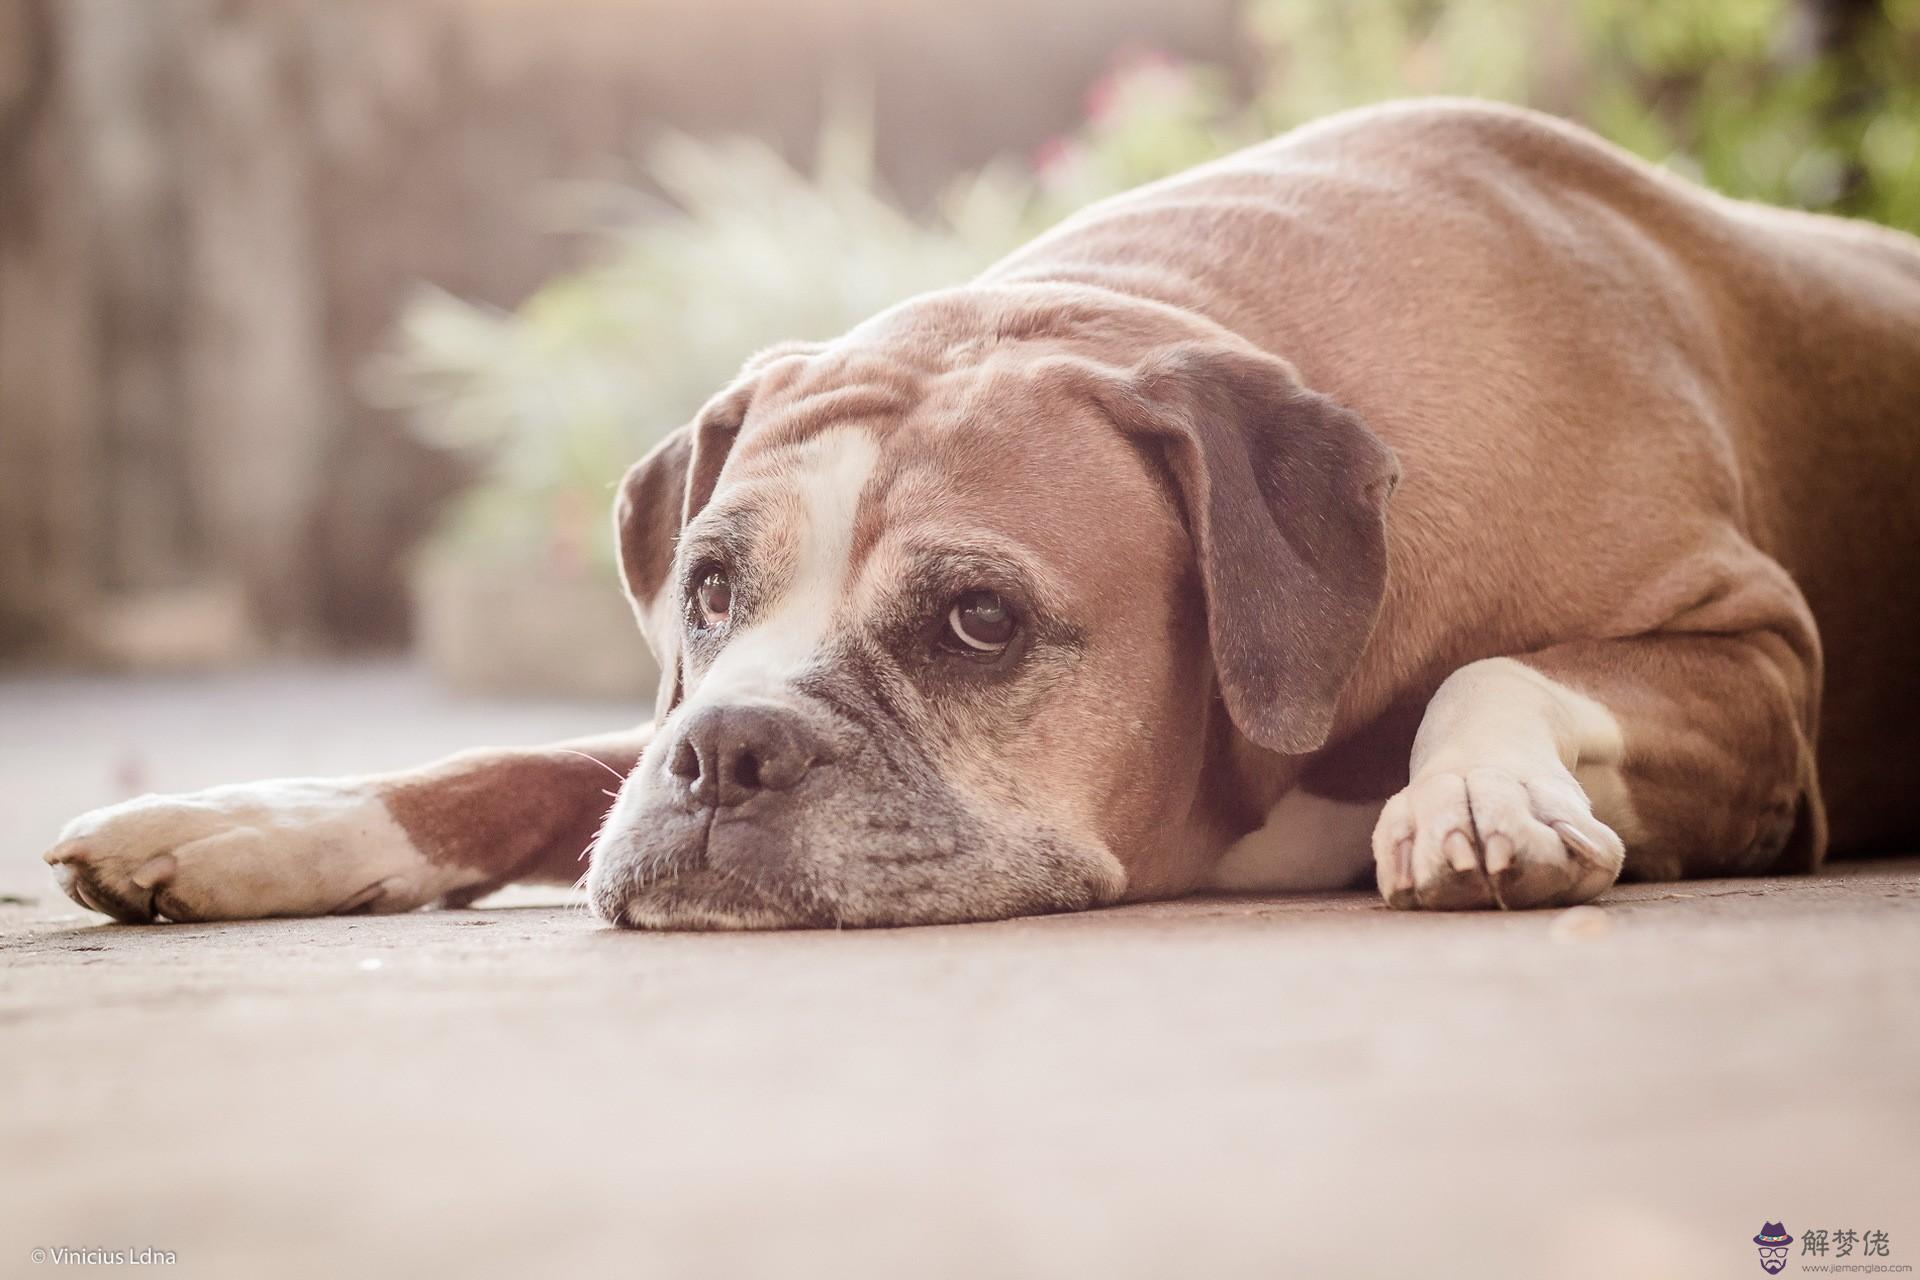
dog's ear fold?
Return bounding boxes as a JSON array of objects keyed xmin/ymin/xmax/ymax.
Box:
[
  {"xmin": 614, "ymin": 383, "xmax": 752, "ymax": 718},
  {"xmin": 1107, "ymin": 343, "xmax": 1399, "ymax": 755}
]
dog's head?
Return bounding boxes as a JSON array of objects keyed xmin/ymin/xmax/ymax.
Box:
[{"xmin": 588, "ymin": 289, "xmax": 1397, "ymax": 928}]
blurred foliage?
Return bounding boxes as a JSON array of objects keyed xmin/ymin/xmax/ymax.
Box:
[
  {"xmin": 369, "ymin": 102, "xmax": 1037, "ymax": 575},
  {"xmin": 380, "ymin": 0, "xmax": 1920, "ymax": 572},
  {"xmin": 1057, "ymin": 0, "xmax": 1920, "ymax": 229}
]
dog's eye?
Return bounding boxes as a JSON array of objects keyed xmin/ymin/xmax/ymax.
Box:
[
  {"xmin": 944, "ymin": 590, "xmax": 1015, "ymax": 653},
  {"xmin": 694, "ymin": 567, "xmax": 732, "ymax": 626}
]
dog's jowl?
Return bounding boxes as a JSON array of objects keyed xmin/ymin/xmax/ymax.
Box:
[{"xmin": 46, "ymin": 100, "xmax": 1920, "ymax": 927}]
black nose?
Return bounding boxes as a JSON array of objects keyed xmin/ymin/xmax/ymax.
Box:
[{"xmin": 667, "ymin": 703, "xmax": 825, "ymax": 808}]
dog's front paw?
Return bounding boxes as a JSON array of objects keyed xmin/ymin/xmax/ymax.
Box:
[
  {"xmin": 44, "ymin": 781, "xmax": 441, "ymax": 923},
  {"xmin": 1370, "ymin": 765, "xmax": 1623, "ymax": 910}
]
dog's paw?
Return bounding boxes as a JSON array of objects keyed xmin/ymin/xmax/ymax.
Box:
[
  {"xmin": 43, "ymin": 781, "xmax": 444, "ymax": 923},
  {"xmin": 1370, "ymin": 765, "xmax": 1624, "ymax": 910}
]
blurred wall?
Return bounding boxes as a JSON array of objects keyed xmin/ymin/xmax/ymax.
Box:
[{"xmin": 0, "ymin": 0, "xmax": 1240, "ymax": 664}]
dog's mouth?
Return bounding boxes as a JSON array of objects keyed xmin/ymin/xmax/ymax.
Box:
[
  {"xmin": 598, "ymin": 866, "xmax": 840, "ymax": 932},
  {"xmin": 593, "ymin": 835, "xmax": 1127, "ymax": 930}
]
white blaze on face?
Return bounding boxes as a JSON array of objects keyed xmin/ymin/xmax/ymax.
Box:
[{"xmin": 681, "ymin": 427, "xmax": 880, "ymax": 708}]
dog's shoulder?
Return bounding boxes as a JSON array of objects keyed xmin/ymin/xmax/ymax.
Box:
[{"xmin": 1269, "ymin": 98, "xmax": 1617, "ymax": 169}]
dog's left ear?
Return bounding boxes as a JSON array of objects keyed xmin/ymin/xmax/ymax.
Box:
[
  {"xmin": 613, "ymin": 386, "xmax": 751, "ymax": 719},
  {"xmin": 1104, "ymin": 342, "xmax": 1399, "ymax": 755},
  {"xmin": 613, "ymin": 341, "xmax": 824, "ymax": 718}
]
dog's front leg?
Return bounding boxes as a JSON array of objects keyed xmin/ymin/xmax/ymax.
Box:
[
  {"xmin": 43, "ymin": 728, "xmax": 653, "ymax": 922},
  {"xmin": 1371, "ymin": 630, "xmax": 1819, "ymax": 910}
]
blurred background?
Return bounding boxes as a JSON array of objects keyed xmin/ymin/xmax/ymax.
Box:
[
  {"xmin": 1, "ymin": 0, "xmax": 1916, "ymax": 702},
  {"xmin": 6, "ymin": 13, "xmax": 1915, "ymax": 1272}
]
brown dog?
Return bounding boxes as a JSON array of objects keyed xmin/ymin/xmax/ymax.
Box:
[{"xmin": 45, "ymin": 99, "xmax": 1920, "ymax": 927}]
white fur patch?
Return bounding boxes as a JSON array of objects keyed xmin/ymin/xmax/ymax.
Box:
[
  {"xmin": 1207, "ymin": 792, "xmax": 1382, "ymax": 891},
  {"xmin": 683, "ymin": 427, "xmax": 879, "ymax": 707},
  {"xmin": 1369, "ymin": 656, "xmax": 1639, "ymax": 911},
  {"xmin": 48, "ymin": 779, "xmax": 469, "ymax": 920},
  {"xmin": 1410, "ymin": 657, "xmax": 1640, "ymax": 842}
]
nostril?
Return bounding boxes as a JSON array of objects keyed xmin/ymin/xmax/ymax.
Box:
[
  {"xmin": 672, "ymin": 704, "xmax": 823, "ymax": 807},
  {"xmin": 669, "ymin": 739, "xmax": 701, "ymax": 782}
]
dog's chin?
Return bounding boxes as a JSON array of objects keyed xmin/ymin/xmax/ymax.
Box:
[
  {"xmin": 600, "ymin": 854, "xmax": 1125, "ymax": 931},
  {"xmin": 609, "ymin": 868, "xmax": 837, "ymax": 932}
]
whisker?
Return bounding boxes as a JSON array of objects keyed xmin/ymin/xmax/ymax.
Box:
[{"xmin": 556, "ymin": 748, "xmax": 629, "ymax": 782}]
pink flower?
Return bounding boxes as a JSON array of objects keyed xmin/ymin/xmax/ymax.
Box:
[{"xmin": 1030, "ymin": 135, "xmax": 1085, "ymax": 181}]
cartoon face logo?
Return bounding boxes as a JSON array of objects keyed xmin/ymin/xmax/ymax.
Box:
[{"xmin": 1754, "ymin": 1222, "xmax": 1794, "ymax": 1274}]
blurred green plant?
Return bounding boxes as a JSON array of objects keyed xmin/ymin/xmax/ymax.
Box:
[
  {"xmin": 379, "ymin": 0, "xmax": 1918, "ymax": 574},
  {"xmin": 367, "ymin": 104, "xmax": 1038, "ymax": 577},
  {"xmin": 1057, "ymin": 0, "xmax": 1920, "ymax": 228}
]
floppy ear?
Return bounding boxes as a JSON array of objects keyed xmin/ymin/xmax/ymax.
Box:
[
  {"xmin": 614, "ymin": 386, "xmax": 750, "ymax": 719},
  {"xmin": 1104, "ymin": 342, "xmax": 1399, "ymax": 755}
]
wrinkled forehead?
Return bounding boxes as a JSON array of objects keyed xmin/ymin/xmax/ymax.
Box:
[
  {"xmin": 667, "ymin": 355, "xmax": 1194, "ymax": 722},
  {"xmin": 692, "ymin": 358, "xmax": 1168, "ymax": 600}
]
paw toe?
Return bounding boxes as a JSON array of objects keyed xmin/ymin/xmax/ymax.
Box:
[
  {"xmin": 1414, "ymin": 861, "xmax": 1496, "ymax": 911},
  {"xmin": 1373, "ymin": 765, "xmax": 1624, "ymax": 912},
  {"xmin": 45, "ymin": 846, "xmax": 159, "ymax": 923},
  {"xmin": 129, "ymin": 852, "xmax": 177, "ymax": 891}
]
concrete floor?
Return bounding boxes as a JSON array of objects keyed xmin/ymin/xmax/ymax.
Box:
[{"xmin": 2, "ymin": 665, "xmax": 1916, "ymax": 1279}]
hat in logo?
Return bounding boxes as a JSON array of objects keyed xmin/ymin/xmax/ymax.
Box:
[{"xmin": 1753, "ymin": 1223, "xmax": 1794, "ymax": 1247}]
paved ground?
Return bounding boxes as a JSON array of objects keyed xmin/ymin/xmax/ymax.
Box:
[{"xmin": 2, "ymin": 665, "xmax": 1916, "ymax": 1279}]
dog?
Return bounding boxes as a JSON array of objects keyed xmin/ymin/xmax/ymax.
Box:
[{"xmin": 45, "ymin": 99, "xmax": 1920, "ymax": 928}]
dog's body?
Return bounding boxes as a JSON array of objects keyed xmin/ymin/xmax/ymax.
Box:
[{"xmin": 47, "ymin": 100, "xmax": 1920, "ymax": 927}]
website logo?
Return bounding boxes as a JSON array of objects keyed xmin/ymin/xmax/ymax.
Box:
[{"xmin": 1756, "ymin": 1222, "xmax": 1795, "ymax": 1275}]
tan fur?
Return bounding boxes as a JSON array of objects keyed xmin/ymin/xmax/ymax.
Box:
[{"xmin": 47, "ymin": 100, "xmax": 1920, "ymax": 925}]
